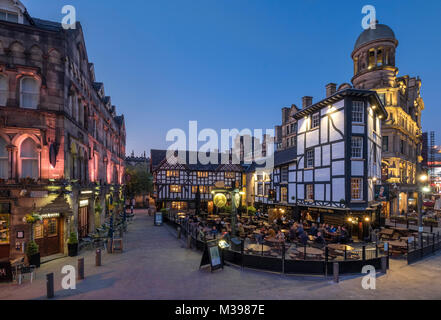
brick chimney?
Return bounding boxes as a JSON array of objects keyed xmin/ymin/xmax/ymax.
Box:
[
  {"xmin": 326, "ymin": 83, "xmax": 337, "ymax": 97},
  {"xmin": 302, "ymin": 96, "xmax": 313, "ymax": 109}
]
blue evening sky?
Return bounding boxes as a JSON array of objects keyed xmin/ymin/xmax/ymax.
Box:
[{"xmin": 23, "ymin": 0, "xmax": 441, "ymax": 155}]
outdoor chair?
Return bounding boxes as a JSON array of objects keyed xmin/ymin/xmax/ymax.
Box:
[{"xmin": 17, "ymin": 266, "xmax": 36, "ymax": 285}]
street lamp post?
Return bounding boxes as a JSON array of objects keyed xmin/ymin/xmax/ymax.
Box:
[{"xmin": 418, "ymin": 171, "xmax": 428, "ymax": 247}]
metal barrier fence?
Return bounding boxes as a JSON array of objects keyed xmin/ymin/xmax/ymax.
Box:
[
  {"xmin": 407, "ymin": 232, "xmax": 441, "ymax": 264},
  {"xmin": 164, "ymin": 212, "xmax": 389, "ymax": 275}
]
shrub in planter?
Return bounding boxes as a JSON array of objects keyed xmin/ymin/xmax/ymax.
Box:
[
  {"xmin": 67, "ymin": 232, "xmax": 79, "ymax": 257},
  {"xmin": 26, "ymin": 241, "xmax": 40, "ymax": 268},
  {"xmin": 247, "ymin": 206, "xmax": 257, "ymax": 216}
]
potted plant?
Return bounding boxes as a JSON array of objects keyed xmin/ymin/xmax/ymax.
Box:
[
  {"xmin": 26, "ymin": 241, "xmax": 40, "ymax": 268},
  {"xmin": 247, "ymin": 206, "xmax": 257, "ymax": 216},
  {"xmin": 67, "ymin": 232, "xmax": 79, "ymax": 257}
]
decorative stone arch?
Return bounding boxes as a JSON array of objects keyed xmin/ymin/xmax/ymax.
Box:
[
  {"xmin": 16, "ymin": 73, "xmax": 41, "ymax": 109},
  {"xmin": 13, "ymin": 133, "xmax": 42, "ymax": 180},
  {"xmin": 47, "ymin": 48, "xmax": 62, "ymax": 65},
  {"xmin": 29, "ymin": 44, "xmax": 43, "ymax": 61},
  {"xmin": 9, "ymin": 41, "xmax": 25, "ymax": 56}
]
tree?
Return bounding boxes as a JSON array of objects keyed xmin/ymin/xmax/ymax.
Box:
[{"xmin": 125, "ymin": 163, "xmax": 153, "ymax": 199}]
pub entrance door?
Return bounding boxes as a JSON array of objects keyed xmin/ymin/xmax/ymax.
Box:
[{"xmin": 34, "ymin": 217, "xmax": 62, "ymax": 257}]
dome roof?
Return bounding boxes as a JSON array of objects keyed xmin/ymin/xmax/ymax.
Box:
[{"xmin": 354, "ymin": 23, "xmax": 396, "ymax": 50}]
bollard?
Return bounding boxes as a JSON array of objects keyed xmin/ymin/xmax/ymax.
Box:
[
  {"xmin": 381, "ymin": 256, "xmax": 387, "ymax": 273},
  {"xmin": 333, "ymin": 262, "xmax": 339, "ymax": 283},
  {"xmin": 177, "ymin": 227, "xmax": 181, "ymax": 239},
  {"xmin": 187, "ymin": 234, "xmax": 192, "ymax": 249},
  {"xmin": 46, "ymin": 273, "xmax": 54, "ymax": 299},
  {"xmin": 96, "ymin": 249, "xmax": 102, "ymax": 267},
  {"xmin": 78, "ymin": 258, "xmax": 84, "ymax": 280}
]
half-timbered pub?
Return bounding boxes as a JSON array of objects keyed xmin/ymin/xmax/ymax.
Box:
[{"xmin": 151, "ymin": 150, "xmax": 245, "ymax": 212}]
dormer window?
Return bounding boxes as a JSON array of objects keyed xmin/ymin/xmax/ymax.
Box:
[{"xmin": 0, "ymin": 10, "xmax": 18, "ymax": 23}]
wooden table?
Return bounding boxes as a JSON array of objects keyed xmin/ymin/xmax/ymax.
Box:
[
  {"xmin": 247, "ymin": 244, "xmax": 271, "ymax": 253},
  {"xmin": 327, "ymin": 244, "xmax": 354, "ymax": 251}
]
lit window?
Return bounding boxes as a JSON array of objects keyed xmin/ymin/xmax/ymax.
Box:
[
  {"xmin": 0, "ymin": 75, "xmax": 8, "ymax": 106},
  {"xmin": 20, "ymin": 77, "xmax": 39, "ymax": 109},
  {"xmin": 281, "ymin": 187, "xmax": 288, "ymax": 202},
  {"xmin": 170, "ymin": 185, "xmax": 181, "ymax": 193},
  {"xmin": 351, "ymin": 178, "xmax": 363, "ymax": 200},
  {"xmin": 225, "ymin": 172, "xmax": 235, "ymax": 179},
  {"xmin": 197, "ymin": 171, "xmax": 208, "ymax": 178},
  {"xmin": 306, "ymin": 149, "xmax": 314, "ymax": 168},
  {"xmin": 166, "ymin": 170, "xmax": 179, "ymax": 177},
  {"xmin": 0, "ymin": 137, "xmax": 8, "ymax": 179},
  {"xmin": 20, "ymin": 138, "xmax": 38, "ymax": 179},
  {"xmin": 306, "ymin": 185, "xmax": 314, "ymax": 201},
  {"xmin": 351, "ymin": 137, "xmax": 363, "ymax": 159},
  {"xmin": 257, "ymin": 184, "xmax": 263, "ymax": 196},
  {"xmin": 264, "ymin": 184, "xmax": 269, "ymax": 196},
  {"xmin": 352, "ymin": 101, "xmax": 364, "ymax": 123},
  {"xmin": 311, "ymin": 113, "xmax": 320, "ymax": 129}
]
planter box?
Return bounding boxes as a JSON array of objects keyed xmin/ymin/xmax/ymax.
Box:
[
  {"xmin": 29, "ymin": 253, "xmax": 40, "ymax": 268},
  {"xmin": 68, "ymin": 243, "xmax": 78, "ymax": 257}
]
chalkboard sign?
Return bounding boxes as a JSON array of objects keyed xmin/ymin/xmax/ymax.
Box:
[
  {"xmin": 154, "ymin": 212, "xmax": 163, "ymax": 226},
  {"xmin": 0, "ymin": 260, "xmax": 12, "ymax": 283},
  {"xmin": 200, "ymin": 240, "xmax": 223, "ymax": 272}
]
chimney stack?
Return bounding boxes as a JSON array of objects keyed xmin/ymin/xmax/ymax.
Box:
[
  {"xmin": 302, "ymin": 96, "xmax": 313, "ymax": 109},
  {"xmin": 326, "ymin": 83, "xmax": 337, "ymax": 97}
]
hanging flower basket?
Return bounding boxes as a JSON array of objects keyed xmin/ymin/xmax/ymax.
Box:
[{"xmin": 24, "ymin": 213, "xmax": 42, "ymax": 224}]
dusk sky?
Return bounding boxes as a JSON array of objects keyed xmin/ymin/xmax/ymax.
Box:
[{"xmin": 24, "ymin": 0, "xmax": 441, "ymax": 156}]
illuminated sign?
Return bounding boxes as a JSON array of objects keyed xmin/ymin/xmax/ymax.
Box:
[{"xmin": 40, "ymin": 213, "xmax": 60, "ymax": 219}]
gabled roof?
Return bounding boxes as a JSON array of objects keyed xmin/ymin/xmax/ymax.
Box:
[
  {"xmin": 274, "ymin": 147, "xmax": 297, "ymax": 167},
  {"xmin": 293, "ymin": 88, "xmax": 387, "ymax": 120},
  {"xmin": 150, "ymin": 149, "xmax": 245, "ymax": 172}
]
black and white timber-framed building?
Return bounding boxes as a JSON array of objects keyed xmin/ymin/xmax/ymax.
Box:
[
  {"xmin": 252, "ymin": 88, "xmax": 388, "ymax": 230},
  {"xmin": 150, "ymin": 150, "xmax": 244, "ymax": 211}
]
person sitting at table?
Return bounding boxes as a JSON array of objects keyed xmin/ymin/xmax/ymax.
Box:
[
  {"xmin": 305, "ymin": 212, "xmax": 313, "ymax": 221},
  {"xmin": 309, "ymin": 223, "xmax": 318, "ymax": 237},
  {"xmin": 210, "ymin": 226, "xmax": 218, "ymax": 239},
  {"xmin": 329, "ymin": 225, "xmax": 337, "ymax": 233},
  {"xmin": 289, "ymin": 225, "xmax": 297, "ymax": 241},
  {"xmin": 275, "ymin": 230, "xmax": 285, "ymax": 242},
  {"xmin": 237, "ymin": 223, "xmax": 245, "ymax": 236},
  {"xmin": 315, "ymin": 232, "xmax": 326, "ymax": 245},
  {"xmin": 339, "ymin": 227, "xmax": 349, "ymax": 244},
  {"xmin": 299, "ymin": 231, "xmax": 309, "ymax": 246},
  {"xmin": 268, "ymin": 228, "xmax": 276, "ymax": 238},
  {"xmin": 254, "ymin": 230, "xmax": 264, "ymax": 244},
  {"xmin": 296, "ymin": 224, "xmax": 304, "ymax": 238}
]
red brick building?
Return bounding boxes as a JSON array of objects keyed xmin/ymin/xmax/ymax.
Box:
[{"xmin": 0, "ymin": 1, "xmax": 126, "ymax": 260}]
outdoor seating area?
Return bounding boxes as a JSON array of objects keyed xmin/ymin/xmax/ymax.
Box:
[{"xmin": 163, "ymin": 209, "xmax": 387, "ymax": 275}]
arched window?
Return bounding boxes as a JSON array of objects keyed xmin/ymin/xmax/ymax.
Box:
[
  {"xmin": 20, "ymin": 77, "xmax": 39, "ymax": 109},
  {"xmin": 0, "ymin": 137, "xmax": 8, "ymax": 179},
  {"xmin": 20, "ymin": 138, "xmax": 38, "ymax": 179},
  {"xmin": 0, "ymin": 75, "xmax": 8, "ymax": 106}
]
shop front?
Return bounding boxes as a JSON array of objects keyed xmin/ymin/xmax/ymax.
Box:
[
  {"xmin": 78, "ymin": 199, "xmax": 90, "ymax": 240},
  {"xmin": 0, "ymin": 203, "xmax": 10, "ymax": 259}
]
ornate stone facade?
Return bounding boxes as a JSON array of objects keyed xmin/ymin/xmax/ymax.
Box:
[{"xmin": 0, "ymin": 1, "xmax": 126, "ymax": 260}]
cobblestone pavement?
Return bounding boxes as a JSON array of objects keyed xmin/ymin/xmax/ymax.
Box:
[{"xmin": 1, "ymin": 209, "xmax": 441, "ymax": 300}]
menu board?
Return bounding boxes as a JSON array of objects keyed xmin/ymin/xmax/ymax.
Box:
[
  {"xmin": 154, "ymin": 212, "xmax": 163, "ymax": 226},
  {"xmin": 0, "ymin": 214, "xmax": 9, "ymax": 245}
]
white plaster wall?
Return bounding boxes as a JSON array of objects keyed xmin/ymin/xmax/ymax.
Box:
[
  {"xmin": 315, "ymin": 168, "xmax": 330, "ymax": 182},
  {"xmin": 304, "ymin": 170, "xmax": 313, "ymax": 182},
  {"xmin": 289, "ymin": 183, "xmax": 296, "ymax": 202},
  {"xmin": 332, "ymin": 142, "xmax": 345, "ymax": 160},
  {"xmin": 306, "ymin": 129, "xmax": 319, "ymax": 148},
  {"xmin": 351, "ymin": 160, "xmax": 364, "ymax": 176},
  {"xmin": 315, "ymin": 146, "xmax": 321, "ymax": 167},
  {"xmin": 322, "ymin": 145, "xmax": 331, "ymax": 166},
  {"xmin": 289, "ymin": 171, "xmax": 296, "ymax": 183},
  {"xmin": 332, "ymin": 160, "xmax": 345, "ymax": 176},
  {"xmin": 315, "ymin": 184, "xmax": 324, "ymax": 201},
  {"xmin": 297, "ymin": 133, "xmax": 305, "ymax": 155},
  {"xmin": 297, "ymin": 184, "xmax": 304, "ymax": 200},
  {"xmin": 326, "ymin": 184, "xmax": 331, "ymax": 201},
  {"xmin": 297, "ymin": 171, "xmax": 303, "ymax": 183},
  {"xmin": 321, "ymin": 116, "xmax": 328, "ymax": 143},
  {"xmin": 332, "ymin": 178, "xmax": 345, "ymax": 202}
]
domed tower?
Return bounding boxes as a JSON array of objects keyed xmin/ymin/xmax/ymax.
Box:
[{"xmin": 351, "ymin": 22, "xmax": 398, "ymax": 89}]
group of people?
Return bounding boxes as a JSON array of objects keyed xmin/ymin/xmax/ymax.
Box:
[{"xmin": 180, "ymin": 210, "xmax": 352, "ymax": 249}]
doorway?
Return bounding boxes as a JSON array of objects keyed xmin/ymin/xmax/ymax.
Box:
[{"xmin": 34, "ymin": 217, "xmax": 62, "ymax": 257}]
